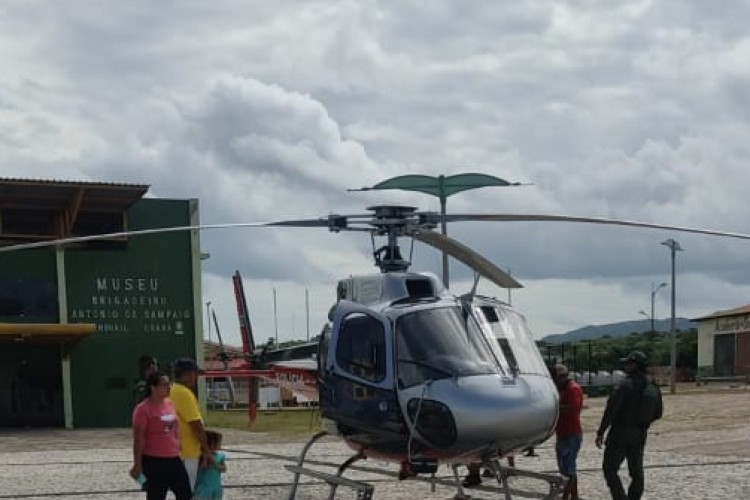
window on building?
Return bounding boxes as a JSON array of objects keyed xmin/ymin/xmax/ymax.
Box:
[{"xmin": 0, "ymin": 279, "xmax": 58, "ymax": 321}]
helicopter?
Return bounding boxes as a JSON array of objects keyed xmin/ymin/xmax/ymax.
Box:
[
  {"xmin": 3, "ymin": 204, "xmax": 750, "ymax": 499},
  {"xmin": 201, "ymin": 270, "xmax": 319, "ymax": 423},
  {"xmin": 289, "ymin": 205, "xmax": 559, "ymax": 498}
]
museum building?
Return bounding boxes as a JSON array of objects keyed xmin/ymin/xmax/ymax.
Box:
[{"xmin": 0, "ymin": 178, "xmax": 203, "ymax": 428}]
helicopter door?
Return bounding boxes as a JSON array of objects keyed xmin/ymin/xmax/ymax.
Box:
[{"xmin": 321, "ymin": 301, "xmax": 399, "ymax": 435}]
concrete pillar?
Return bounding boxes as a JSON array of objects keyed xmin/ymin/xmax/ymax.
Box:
[
  {"xmin": 56, "ymin": 247, "xmax": 74, "ymax": 429},
  {"xmin": 189, "ymin": 199, "xmax": 207, "ymax": 414}
]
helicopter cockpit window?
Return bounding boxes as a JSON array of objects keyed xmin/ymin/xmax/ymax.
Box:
[
  {"xmin": 318, "ymin": 323, "xmax": 332, "ymax": 378},
  {"xmin": 497, "ymin": 338, "xmax": 518, "ymax": 373},
  {"xmin": 503, "ymin": 310, "xmax": 548, "ymax": 375},
  {"xmin": 405, "ymin": 278, "xmax": 433, "ymax": 298},
  {"xmin": 396, "ymin": 306, "xmax": 498, "ymax": 388},
  {"xmin": 476, "ymin": 306, "xmax": 517, "ymax": 374},
  {"xmin": 335, "ymin": 312, "xmax": 386, "ymax": 383},
  {"xmin": 478, "ymin": 305, "xmax": 547, "ymax": 376}
]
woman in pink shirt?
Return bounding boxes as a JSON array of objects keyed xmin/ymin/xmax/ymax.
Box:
[{"xmin": 130, "ymin": 372, "xmax": 192, "ymax": 500}]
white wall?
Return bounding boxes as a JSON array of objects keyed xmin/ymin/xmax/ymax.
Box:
[
  {"xmin": 259, "ymin": 386, "xmax": 281, "ymax": 408},
  {"xmin": 697, "ymin": 320, "xmax": 715, "ymax": 371}
]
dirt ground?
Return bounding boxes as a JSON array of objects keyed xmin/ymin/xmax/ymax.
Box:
[
  {"xmin": 3, "ymin": 383, "xmax": 746, "ymax": 454},
  {"xmin": 581, "ymin": 384, "xmax": 750, "ymax": 457},
  {"xmin": 0, "ymin": 383, "xmax": 748, "ymax": 499}
]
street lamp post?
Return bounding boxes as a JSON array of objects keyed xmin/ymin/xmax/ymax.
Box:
[
  {"xmin": 205, "ymin": 301, "xmax": 212, "ymax": 343},
  {"xmin": 351, "ymin": 173, "xmax": 524, "ymax": 287},
  {"xmin": 273, "ymin": 287, "xmax": 278, "ymax": 346},
  {"xmin": 649, "ymin": 282, "xmax": 667, "ymax": 334},
  {"xmin": 661, "ymin": 238, "xmax": 683, "ymax": 395},
  {"xmin": 305, "ymin": 288, "xmax": 310, "ymax": 342}
]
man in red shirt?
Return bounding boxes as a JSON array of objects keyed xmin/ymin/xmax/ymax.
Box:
[{"xmin": 554, "ymin": 364, "xmax": 583, "ymax": 500}]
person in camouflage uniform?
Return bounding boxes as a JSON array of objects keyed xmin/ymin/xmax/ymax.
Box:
[{"xmin": 595, "ymin": 351, "xmax": 656, "ymax": 500}]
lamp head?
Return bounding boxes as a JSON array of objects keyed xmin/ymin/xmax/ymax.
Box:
[{"xmin": 661, "ymin": 238, "xmax": 684, "ymax": 251}]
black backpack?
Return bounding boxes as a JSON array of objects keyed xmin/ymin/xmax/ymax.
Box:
[{"xmin": 636, "ymin": 380, "xmax": 663, "ymax": 427}]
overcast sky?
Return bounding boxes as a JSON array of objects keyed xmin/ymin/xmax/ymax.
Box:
[{"xmin": 2, "ymin": 1, "xmax": 750, "ymax": 346}]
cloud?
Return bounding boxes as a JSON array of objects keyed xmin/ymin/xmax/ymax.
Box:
[{"xmin": 2, "ymin": 1, "xmax": 750, "ymax": 340}]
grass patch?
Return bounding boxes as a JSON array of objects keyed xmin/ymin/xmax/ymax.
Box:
[{"xmin": 206, "ymin": 408, "xmax": 322, "ymax": 434}]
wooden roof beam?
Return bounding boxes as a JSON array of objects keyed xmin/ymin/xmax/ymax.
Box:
[{"xmin": 66, "ymin": 187, "xmax": 85, "ymax": 236}]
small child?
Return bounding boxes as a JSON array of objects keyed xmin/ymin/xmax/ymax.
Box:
[{"xmin": 193, "ymin": 430, "xmax": 226, "ymax": 500}]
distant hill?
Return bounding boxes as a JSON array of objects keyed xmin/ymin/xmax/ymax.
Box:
[{"xmin": 541, "ymin": 318, "xmax": 696, "ymax": 344}]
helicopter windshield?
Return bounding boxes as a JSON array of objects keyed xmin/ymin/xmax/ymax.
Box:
[
  {"xmin": 476, "ymin": 305, "xmax": 549, "ymax": 376},
  {"xmin": 396, "ymin": 306, "xmax": 498, "ymax": 388}
]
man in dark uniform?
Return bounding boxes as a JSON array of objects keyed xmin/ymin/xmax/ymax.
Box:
[{"xmin": 595, "ymin": 351, "xmax": 651, "ymax": 500}]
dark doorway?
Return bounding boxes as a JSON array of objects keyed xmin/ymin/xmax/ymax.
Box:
[
  {"xmin": 0, "ymin": 345, "xmax": 63, "ymax": 427},
  {"xmin": 713, "ymin": 333, "xmax": 736, "ymax": 377}
]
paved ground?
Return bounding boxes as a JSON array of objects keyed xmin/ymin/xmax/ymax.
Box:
[{"xmin": 1, "ymin": 385, "xmax": 748, "ymax": 499}]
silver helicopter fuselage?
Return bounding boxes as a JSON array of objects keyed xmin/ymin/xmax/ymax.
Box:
[{"xmin": 325, "ymin": 271, "xmax": 558, "ymax": 463}]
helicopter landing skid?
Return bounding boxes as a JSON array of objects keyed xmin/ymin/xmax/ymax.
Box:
[
  {"xmin": 451, "ymin": 460, "xmax": 566, "ymax": 500},
  {"xmin": 286, "ymin": 430, "xmax": 374, "ymax": 500}
]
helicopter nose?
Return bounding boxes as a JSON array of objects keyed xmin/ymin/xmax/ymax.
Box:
[{"xmin": 405, "ymin": 374, "xmax": 557, "ymax": 453}]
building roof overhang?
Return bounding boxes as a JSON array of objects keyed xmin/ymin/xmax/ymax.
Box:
[
  {"xmin": 692, "ymin": 304, "xmax": 750, "ymax": 322},
  {"xmin": 0, "ymin": 178, "xmax": 149, "ymax": 247}
]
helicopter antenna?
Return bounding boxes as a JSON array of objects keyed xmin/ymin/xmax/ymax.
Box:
[{"xmin": 469, "ymin": 273, "xmax": 481, "ymax": 299}]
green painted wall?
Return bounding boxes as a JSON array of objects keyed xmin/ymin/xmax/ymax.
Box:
[
  {"xmin": 0, "ymin": 197, "xmax": 200, "ymax": 428},
  {"xmin": 65, "ymin": 198, "xmax": 200, "ymax": 427}
]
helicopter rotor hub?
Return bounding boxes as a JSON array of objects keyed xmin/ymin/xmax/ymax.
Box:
[{"xmin": 323, "ymin": 206, "xmax": 440, "ymax": 273}]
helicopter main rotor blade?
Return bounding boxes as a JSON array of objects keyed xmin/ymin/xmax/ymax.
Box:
[
  {"xmin": 0, "ymin": 219, "xmax": 329, "ymax": 253},
  {"xmin": 0, "ymin": 210, "xmax": 390, "ymax": 253},
  {"xmin": 413, "ymin": 230, "xmax": 522, "ymax": 289},
  {"xmin": 444, "ymin": 214, "xmax": 750, "ymax": 240}
]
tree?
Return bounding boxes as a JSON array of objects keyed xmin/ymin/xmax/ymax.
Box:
[{"xmin": 538, "ymin": 328, "xmax": 698, "ymax": 374}]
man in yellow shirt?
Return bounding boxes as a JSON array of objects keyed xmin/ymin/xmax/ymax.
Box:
[{"xmin": 170, "ymin": 357, "xmax": 210, "ymax": 492}]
